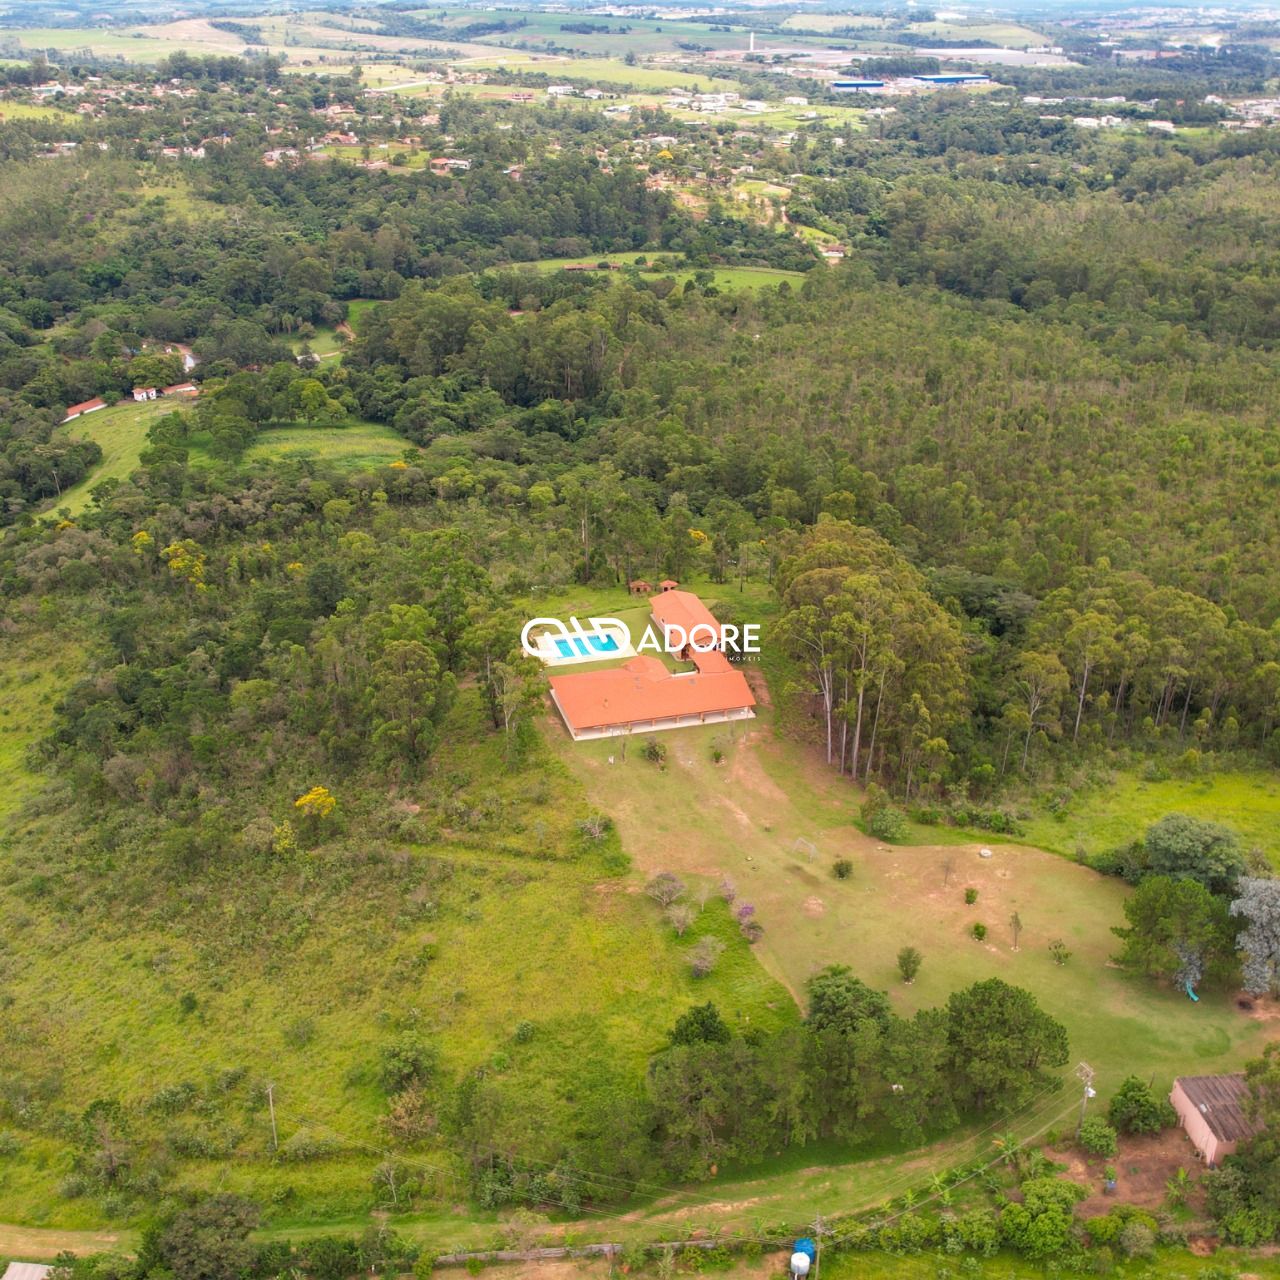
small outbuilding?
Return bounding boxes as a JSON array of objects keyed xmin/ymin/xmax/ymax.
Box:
[
  {"xmin": 4, "ymin": 1263, "xmax": 53, "ymax": 1280},
  {"xmin": 628, "ymin": 579, "xmax": 653, "ymax": 595},
  {"xmin": 1170, "ymin": 1074, "xmax": 1263, "ymax": 1166},
  {"xmin": 659, "ymin": 578, "xmax": 679, "ymax": 592},
  {"xmin": 60, "ymin": 396, "xmax": 106, "ymax": 423}
]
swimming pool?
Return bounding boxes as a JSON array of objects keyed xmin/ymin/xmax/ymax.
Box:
[{"xmin": 555, "ymin": 632, "xmax": 621, "ymax": 659}]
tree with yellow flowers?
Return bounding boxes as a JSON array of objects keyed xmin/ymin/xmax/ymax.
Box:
[{"xmin": 294, "ymin": 786, "xmax": 336, "ymax": 821}]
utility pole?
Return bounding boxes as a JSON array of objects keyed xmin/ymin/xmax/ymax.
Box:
[
  {"xmin": 266, "ymin": 1082, "xmax": 278, "ymax": 1151},
  {"xmin": 810, "ymin": 1214, "xmax": 827, "ymax": 1280},
  {"xmin": 1075, "ymin": 1062, "xmax": 1096, "ymax": 1137}
]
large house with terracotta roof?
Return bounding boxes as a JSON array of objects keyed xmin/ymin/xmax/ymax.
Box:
[{"xmin": 547, "ymin": 590, "xmax": 755, "ymax": 741}]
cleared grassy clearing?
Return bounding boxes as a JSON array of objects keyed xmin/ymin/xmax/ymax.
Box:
[
  {"xmin": 53, "ymin": 397, "xmax": 189, "ymax": 516},
  {"xmin": 909, "ymin": 19, "xmax": 1051, "ymax": 46},
  {"xmin": 1021, "ymin": 768, "xmax": 1280, "ymax": 867},
  {"xmin": 497, "ymin": 257, "xmax": 807, "ymax": 291},
  {"xmin": 0, "ymin": 626, "xmax": 85, "ymax": 821},
  {"xmin": 462, "ymin": 55, "xmax": 739, "ymax": 92},
  {"xmin": 0, "ymin": 667, "xmax": 792, "ymax": 1231},
  {"xmin": 0, "ymin": 101, "xmax": 79, "ymax": 121},
  {"xmin": 186, "ymin": 420, "xmax": 409, "ymax": 470}
]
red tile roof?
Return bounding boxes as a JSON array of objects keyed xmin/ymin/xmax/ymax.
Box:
[
  {"xmin": 62, "ymin": 397, "xmax": 106, "ymax": 419},
  {"xmin": 649, "ymin": 589, "xmax": 722, "ymax": 650},
  {"xmin": 549, "ymin": 655, "xmax": 754, "ymax": 734}
]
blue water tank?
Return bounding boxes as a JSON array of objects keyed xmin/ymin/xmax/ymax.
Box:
[{"xmin": 793, "ymin": 1238, "xmax": 818, "ymax": 1263}]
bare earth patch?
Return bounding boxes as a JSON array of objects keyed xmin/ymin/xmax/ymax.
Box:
[{"xmin": 1050, "ymin": 1130, "xmax": 1210, "ymax": 1220}]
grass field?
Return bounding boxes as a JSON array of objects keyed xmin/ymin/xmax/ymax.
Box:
[
  {"xmin": 499, "ymin": 256, "xmax": 808, "ymax": 292},
  {"xmin": 0, "ymin": 654, "xmax": 793, "ymax": 1235},
  {"xmin": 0, "ymin": 101, "xmax": 79, "ymax": 122},
  {"xmin": 908, "ymin": 19, "xmax": 1052, "ymax": 46},
  {"xmin": 54, "ymin": 397, "xmax": 190, "ymax": 516},
  {"xmin": 1021, "ymin": 768, "xmax": 1280, "ymax": 866},
  {"xmin": 462, "ymin": 54, "xmax": 740, "ymax": 93},
  {"xmin": 188, "ymin": 420, "xmax": 410, "ymax": 470}
]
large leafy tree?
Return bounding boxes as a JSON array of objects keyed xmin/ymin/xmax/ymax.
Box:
[
  {"xmin": 944, "ymin": 979, "xmax": 1069, "ymax": 1113},
  {"xmin": 1112, "ymin": 875, "xmax": 1238, "ymax": 987},
  {"xmin": 805, "ymin": 964, "xmax": 893, "ymax": 1035},
  {"xmin": 1231, "ymin": 877, "xmax": 1280, "ymax": 997},
  {"xmin": 1144, "ymin": 813, "xmax": 1246, "ymax": 895}
]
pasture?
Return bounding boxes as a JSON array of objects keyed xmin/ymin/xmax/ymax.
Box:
[
  {"xmin": 54, "ymin": 397, "xmax": 189, "ymax": 516},
  {"xmin": 497, "ymin": 256, "xmax": 809, "ymax": 292},
  {"xmin": 0, "ymin": 672, "xmax": 793, "ymax": 1232},
  {"xmin": 462, "ymin": 54, "xmax": 741, "ymax": 93},
  {"xmin": 1021, "ymin": 767, "xmax": 1280, "ymax": 867},
  {"xmin": 187, "ymin": 419, "xmax": 410, "ymax": 470}
]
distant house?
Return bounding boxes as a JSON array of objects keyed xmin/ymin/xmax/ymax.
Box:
[
  {"xmin": 161, "ymin": 382, "xmax": 199, "ymax": 397},
  {"xmin": 132, "ymin": 386, "xmax": 157, "ymax": 402},
  {"xmin": 3, "ymin": 1262, "xmax": 53, "ymax": 1280},
  {"xmin": 659, "ymin": 578, "xmax": 679, "ymax": 592},
  {"xmin": 61, "ymin": 397, "xmax": 106, "ymax": 423},
  {"xmin": 628, "ymin": 579, "xmax": 653, "ymax": 595},
  {"xmin": 1170, "ymin": 1075, "xmax": 1264, "ymax": 1166}
]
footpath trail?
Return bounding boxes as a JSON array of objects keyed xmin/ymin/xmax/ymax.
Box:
[{"xmin": 0, "ymin": 1223, "xmax": 136, "ymax": 1260}]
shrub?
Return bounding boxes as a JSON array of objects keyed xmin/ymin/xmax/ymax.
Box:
[
  {"xmin": 379, "ymin": 1032, "xmax": 438, "ymax": 1093},
  {"xmin": 832, "ymin": 858, "xmax": 853, "ymax": 880},
  {"xmin": 1116, "ymin": 1221, "xmax": 1155, "ymax": 1258},
  {"xmin": 384, "ymin": 1084, "xmax": 436, "ymax": 1145},
  {"xmin": 645, "ymin": 871, "xmax": 685, "ymax": 907},
  {"xmin": 869, "ymin": 806, "xmax": 908, "ymax": 841},
  {"xmin": 277, "ymin": 1128, "xmax": 340, "ymax": 1163},
  {"xmin": 641, "ymin": 736, "xmax": 667, "ymax": 764},
  {"xmin": 1079, "ymin": 1116, "xmax": 1118, "ymax": 1157},
  {"xmin": 971, "ymin": 923, "xmax": 987, "ymax": 941},
  {"xmin": 1108, "ymin": 1075, "xmax": 1176, "ymax": 1134},
  {"xmin": 897, "ymin": 946, "xmax": 923, "ymax": 983},
  {"xmin": 689, "ymin": 936, "xmax": 726, "ymax": 978},
  {"xmin": 1049, "ymin": 938, "xmax": 1071, "ymax": 966},
  {"xmin": 670, "ymin": 1002, "xmax": 731, "ymax": 1045},
  {"xmin": 964, "ymin": 887, "xmax": 978, "ymax": 905},
  {"xmin": 666, "ymin": 903, "xmax": 695, "ymax": 936},
  {"xmin": 576, "ymin": 813, "xmax": 612, "ymax": 841}
]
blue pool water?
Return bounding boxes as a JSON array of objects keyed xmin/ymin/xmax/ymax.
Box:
[{"xmin": 555, "ymin": 633, "xmax": 621, "ymax": 658}]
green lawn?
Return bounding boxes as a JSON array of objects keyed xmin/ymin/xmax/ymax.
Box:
[
  {"xmin": 54, "ymin": 397, "xmax": 190, "ymax": 516},
  {"xmin": 1021, "ymin": 767, "xmax": 1280, "ymax": 867},
  {"xmin": 497, "ymin": 256, "xmax": 807, "ymax": 292},
  {"xmin": 0, "ymin": 101, "xmax": 79, "ymax": 121},
  {"xmin": 188, "ymin": 420, "xmax": 411, "ymax": 470}
]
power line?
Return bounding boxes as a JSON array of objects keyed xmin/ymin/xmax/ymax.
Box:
[
  {"xmin": 458, "ymin": 1074, "xmax": 1071, "ymax": 1215},
  {"xmin": 282, "ymin": 1075, "xmax": 1072, "ymax": 1246}
]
